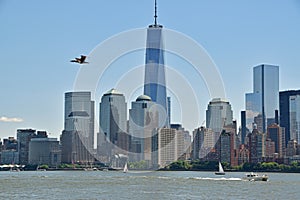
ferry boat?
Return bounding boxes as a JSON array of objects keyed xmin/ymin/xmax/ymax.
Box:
[{"xmin": 243, "ymin": 172, "xmax": 268, "ymax": 181}]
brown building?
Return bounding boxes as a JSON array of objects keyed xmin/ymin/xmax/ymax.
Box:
[
  {"xmin": 267, "ymin": 124, "xmax": 285, "ymax": 158},
  {"xmin": 265, "ymin": 138, "xmax": 275, "ymax": 160},
  {"xmin": 238, "ymin": 144, "xmax": 249, "ymax": 165}
]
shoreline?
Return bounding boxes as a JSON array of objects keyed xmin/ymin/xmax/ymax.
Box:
[{"xmin": 1, "ymin": 168, "xmax": 299, "ymax": 173}]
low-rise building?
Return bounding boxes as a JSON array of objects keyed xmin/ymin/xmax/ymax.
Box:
[{"xmin": 28, "ymin": 138, "xmax": 61, "ymax": 167}]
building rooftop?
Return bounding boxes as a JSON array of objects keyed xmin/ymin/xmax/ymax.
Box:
[
  {"xmin": 136, "ymin": 95, "xmax": 152, "ymax": 102},
  {"xmin": 30, "ymin": 138, "xmax": 58, "ymax": 142},
  {"xmin": 210, "ymin": 98, "xmax": 229, "ymax": 103},
  {"xmin": 104, "ymin": 88, "xmax": 123, "ymax": 96}
]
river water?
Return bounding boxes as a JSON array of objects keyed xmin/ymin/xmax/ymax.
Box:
[{"xmin": 0, "ymin": 170, "xmax": 299, "ymax": 199}]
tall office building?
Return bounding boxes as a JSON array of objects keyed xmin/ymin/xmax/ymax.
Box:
[
  {"xmin": 98, "ymin": 89, "xmax": 127, "ymax": 161},
  {"xmin": 171, "ymin": 124, "xmax": 191, "ymax": 160},
  {"xmin": 1, "ymin": 137, "xmax": 18, "ymax": 164},
  {"xmin": 192, "ymin": 127, "xmax": 215, "ymax": 160},
  {"xmin": 144, "ymin": 0, "xmax": 169, "ymax": 127},
  {"xmin": 240, "ymin": 110, "xmax": 249, "ymax": 144},
  {"xmin": 246, "ymin": 64, "xmax": 279, "ymax": 132},
  {"xmin": 280, "ymin": 90, "xmax": 300, "ymax": 145},
  {"xmin": 245, "ymin": 92, "xmax": 262, "ymax": 130},
  {"xmin": 17, "ymin": 129, "xmax": 48, "ymax": 164},
  {"xmin": 17, "ymin": 129, "xmax": 37, "ymax": 165},
  {"xmin": 267, "ymin": 124, "xmax": 285, "ymax": 158},
  {"xmin": 247, "ymin": 125, "xmax": 265, "ymax": 163},
  {"xmin": 151, "ymin": 128, "xmax": 183, "ymax": 169},
  {"xmin": 129, "ymin": 95, "xmax": 158, "ymax": 166},
  {"xmin": 289, "ymin": 95, "xmax": 300, "ymax": 144},
  {"xmin": 216, "ymin": 130, "xmax": 231, "ymax": 163},
  {"xmin": 206, "ymin": 98, "xmax": 233, "ymax": 134},
  {"xmin": 61, "ymin": 91, "xmax": 94, "ymax": 163}
]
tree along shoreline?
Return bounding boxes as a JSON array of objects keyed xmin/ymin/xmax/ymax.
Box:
[{"xmin": 161, "ymin": 160, "xmax": 300, "ymax": 173}]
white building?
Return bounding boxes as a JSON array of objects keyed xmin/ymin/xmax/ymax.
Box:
[{"xmin": 152, "ymin": 128, "xmax": 184, "ymax": 169}]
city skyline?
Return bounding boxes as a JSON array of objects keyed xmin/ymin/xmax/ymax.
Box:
[{"xmin": 1, "ymin": 1, "xmax": 300, "ymax": 138}]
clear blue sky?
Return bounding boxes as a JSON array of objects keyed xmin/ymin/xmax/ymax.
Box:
[{"xmin": 1, "ymin": 0, "xmax": 300, "ymax": 139}]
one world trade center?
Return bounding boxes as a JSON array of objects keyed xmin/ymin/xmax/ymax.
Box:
[{"xmin": 143, "ymin": 0, "xmax": 169, "ymax": 127}]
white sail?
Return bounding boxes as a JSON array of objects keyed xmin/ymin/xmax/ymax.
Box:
[
  {"xmin": 219, "ymin": 162, "xmax": 224, "ymax": 173},
  {"xmin": 123, "ymin": 163, "xmax": 128, "ymax": 173}
]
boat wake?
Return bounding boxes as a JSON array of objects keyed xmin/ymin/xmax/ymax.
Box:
[{"xmin": 191, "ymin": 177, "xmax": 242, "ymax": 181}]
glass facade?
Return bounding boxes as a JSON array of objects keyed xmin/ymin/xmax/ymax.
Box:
[
  {"xmin": 64, "ymin": 92, "xmax": 94, "ymax": 139},
  {"xmin": 129, "ymin": 95, "xmax": 158, "ymax": 165},
  {"xmin": 98, "ymin": 89, "xmax": 127, "ymax": 161},
  {"xmin": 289, "ymin": 95, "xmax": 300, "ymax": 143},
  {"xmin": 206, "ymin": 98, "xmax": 233, "ymax": 134},
  {"xmin": 279, "ymin": 90, "xmax": 300, "ymax": 145},
  {"xmin": 246, "ymin": 64, "xmax": 279, "ymax": 132},
  {"xmin": 63, "ymin": 92, "xmax": 95, "ymax": 163},
  {"xmin": 144, "ymin": 26, "xmax": 169, "ymax": 127},
  {"xmin": 99, "ymin": 89, "xmax": 127, "ymax": 144},
  {"xmin": 245, "ymin": 92, "xmax": 262, "ymax": 130}
]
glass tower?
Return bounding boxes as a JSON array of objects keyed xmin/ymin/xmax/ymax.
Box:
[
  {"xmin": 245, "ymin": 64, "xmax": 279, "ymax": 132},
  {"xmin": 129, "ymin": 95, "xmax": 158, "ymax": 165},
  {"xmin": 289, "ymin": 95, "xmax": 300, "ymax": 143},
  {"xmin": 98, "ymin": 89, "xmax": 127, "ymax": 161},
  {"xmin": 206, "ymin": 98, "xmax": 233, "ymax": 134},
  {"xmin": 62, "ymin": 91, "xmax": 95, "ymax": 163},
  {"xmin": 279, "ymin": 90, "xmax": 300, "ymax": 145},
  {"xmin": 143, "ymin": 1, "xmax": 169, "ymax": 127}
]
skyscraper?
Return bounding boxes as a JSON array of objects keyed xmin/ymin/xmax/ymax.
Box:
[
  {"xmin": 280, "ymin": 90, "xmax": 300, "ymax": 145},
  {"xmin": 206, "ymin": 98, "xmax": 233, "ymax": 134},
  {"xmin": 144, "ymin": 0, "xmax": 169, "ymax": 127},
  {"xmin": 61, "ymin": 91, "xmax": 94, "ymax": 163},
  {"xmin": 17, "ymin": 129, "xmax": 37, "ymax": 164},
  {"xmin": 129, "ymin": 95, "xmax": 158, "ymax": 166},
  {"xmin": 16, "ymin": 129, "xmax": 48, "ymax": 164},
  {"xmin": 98, "ymin": 89, "xmax": 127, "ymax": 161},
  {"xmin": 248, "ymin": 126, "xmax": 265, "ymax": 163},
  {"xmin": 289, "ymin": 95, "xmax": 300, "ymax": 144},
  {"xmin": 192, "ymin": 127, "xmax": 215, "ymax": 160},
  {"xmin": 240, "ymin": 110, "xmax": 248, "ymax": 144},
  {"xmin": 246, "ymin": 64, "xmax": 279, "ymax": 132},
  {"xmin": 267, "ymin": 124, "xmax": 285, "ymax": 158}
]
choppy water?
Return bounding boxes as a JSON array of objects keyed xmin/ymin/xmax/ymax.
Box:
[{"xmin": 0, "ymin": 170, "xmax": 299, "ymax": 199}]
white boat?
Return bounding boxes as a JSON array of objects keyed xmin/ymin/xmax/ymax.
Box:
[
  {"xmin": 215, "ymin": 162, "xmax": 225, "ymax": 175},
  {"xmin": 84, "ymin": 167, "xmax": 98, "ymax": 171},
  {"xmin": 123, "ymin": 163, "xmax": 128, "ymax": 173},
  {"xmin": 243, "ymin": 172, "xmax": 268, "ymax": 181}
]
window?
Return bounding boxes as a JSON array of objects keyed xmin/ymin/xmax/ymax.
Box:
[{"xmin": 142, "ymin": 103, "xmax": 147, "ymax": 109}]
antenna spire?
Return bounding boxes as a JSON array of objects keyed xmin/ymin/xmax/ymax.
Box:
[{"xmin": 154, "ymin": 0, "xmax": 157, "ymax": 25}]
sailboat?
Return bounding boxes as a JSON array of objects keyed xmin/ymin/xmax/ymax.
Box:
[
  {"xmin": 215, "ymin": 162, "xmax": 225, "ymax": 175},
  {"xmin": 123, "ymin": 163, "xmax": 128, "ymax": 173}
]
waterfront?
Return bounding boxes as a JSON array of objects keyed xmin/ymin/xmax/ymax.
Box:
[{"xmin": 0, "ymin": 171, "xmax": 299, "ymax": 200}]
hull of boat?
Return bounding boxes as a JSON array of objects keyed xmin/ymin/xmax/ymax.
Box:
[{"xmin": 243, "ymin": 175, "xmax": 268, "ymax": 181}]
